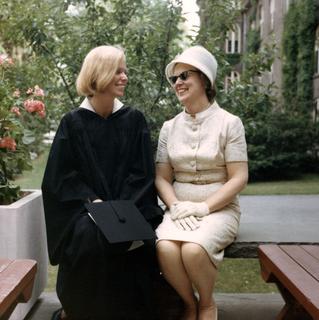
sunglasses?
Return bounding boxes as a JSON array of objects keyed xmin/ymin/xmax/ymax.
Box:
[{"xmin": 169, "ymin": 70, "xmax": 201, "ymax": 85}]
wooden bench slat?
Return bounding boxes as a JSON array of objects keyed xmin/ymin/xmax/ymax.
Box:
[
  {"xmin": 0, "ymin": 259, "xmax": 12, "ymax": 273},
  {"xmin": 301, "ymin": 245, "xmax": 319, "ymax": 262},
  {"xmin": 0, "ymin": 259, "xmax": 37, "ymax": 320},
  {"xmin": 0, "ymin": 260, "xmax": 37, "ymax": 294},
  {"xmin": 280, "ymin": 245, "xmax": 319, "ymax": 282},
  {"xmin": 259, "ymin": 245, "xmax": 319, "ymax": 318}
]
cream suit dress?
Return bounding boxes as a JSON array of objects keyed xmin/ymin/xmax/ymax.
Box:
[{"xmin": 155, "ymin": 101, "xmax": 248, "ymax": 267}]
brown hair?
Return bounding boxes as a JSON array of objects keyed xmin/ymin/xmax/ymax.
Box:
[{"xmin": 202, "ymin": 73, "xmax": 217, "ymax": 102}]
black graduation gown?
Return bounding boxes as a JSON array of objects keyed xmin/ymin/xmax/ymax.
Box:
[{"xmin": 41, "ymin": 106, "xmax": 163, "ymax": 319}]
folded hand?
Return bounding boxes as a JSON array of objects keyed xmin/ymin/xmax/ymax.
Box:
[
  {"xmin": 174, "ymin": 215, "xmax": 201, "ymax": 231},
  {"xmin": 170, "ymin": 201, "xmax": 209, "ymax": 220}
]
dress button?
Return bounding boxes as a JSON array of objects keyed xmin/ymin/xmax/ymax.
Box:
[
  {"xmin": 192, "ymin": 126, "xmax": 197, "ymax": 131},
  {"xmin": 190, "ymin": 161, "xmax": 195, "ymax": 167},
  {"xmin": 191, "ymin": 143, "xmax": 196, "ymax": 149}
]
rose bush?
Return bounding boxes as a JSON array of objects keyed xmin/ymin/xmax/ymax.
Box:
[{"xmin": 0, "ymin": 53, "xmax": 46, "ymax": 204}]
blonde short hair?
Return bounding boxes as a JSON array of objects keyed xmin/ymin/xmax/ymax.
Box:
[{"xmin": 76, "ymin": 45, "xmax": 125, "ymax": 96}]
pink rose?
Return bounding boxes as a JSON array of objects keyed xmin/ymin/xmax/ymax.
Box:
[
  {"xmin": 37, "ymin": 110, "xmax": 46, "ymax": 118},
  {"xmin": 11, "ymin": 106, "xmax": 21, "ymax": 116},
  {"xmin": 0, "ymin": 54, "xmax": 13, "ymax": 65},
  {"xmin": 24, "ymin": 99, "xmax": 45, "ymax": 113},
  {"xmin": 34, "ymin": 85, "xmax": 45, "ymax": 97},
  {"xmin": 0, "ymin": 137, "xmax": 17, "ymax": 151}
]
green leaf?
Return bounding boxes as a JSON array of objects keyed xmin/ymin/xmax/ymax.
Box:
[{"xmin": 22, "ymin": 129, "xmax": 36, "ymax": 145}]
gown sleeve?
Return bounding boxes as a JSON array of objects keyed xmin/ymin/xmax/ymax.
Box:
[
  {"xmin": 119, "ymin": 111, "xmax": 163, "ymax": 230},
  {"xmin": 41, "ymin": 113, "xmax": 98, "ymax": 265}
]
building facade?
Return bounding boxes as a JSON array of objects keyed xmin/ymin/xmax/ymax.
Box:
[
  {"xmin": 242, "ymin": 0, "xmax": 290, "ymax": 93},
  {"xmin": 228, "ymin": 0, "xmax": 319, "ymax": 119},
  {"xmin": 314, "ymin": 8, "xmax": 319, "ymax": 120}
]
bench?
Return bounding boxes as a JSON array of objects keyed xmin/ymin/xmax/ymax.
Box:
[
  {"xmin": 258, "ymin": 244, "xmax": 319, "ymax": 320},
  {"xmin": 155, "ymin": 195, "xmax": 319, "ymax": 319},
  {"xmin": 0, "ymin": 259, "xmax": 37, "ymax": 320}
]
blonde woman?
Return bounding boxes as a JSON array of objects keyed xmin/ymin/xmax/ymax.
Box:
[
  {"xmin": 42, "ymin": 46, "xmax": 162, "ymax": 320},
  {"xmin": 155, "ymin": 46, "xmax": 248, "ymax": 320}
]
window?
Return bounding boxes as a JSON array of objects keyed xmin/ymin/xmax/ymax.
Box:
[
  {"xmin": 225, "ymin": 25, "xmax": 241, "ymax": 54},
  {"xmin": 227, "ymin": 37, "xmax": 232, "ymax": 53}
]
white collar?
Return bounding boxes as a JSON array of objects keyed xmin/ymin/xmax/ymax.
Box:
[
  {"xmin": 79, "ymin": 97, "xmax": 124, "ymax": 114},
  {"xmin": 182, "ymin": 101, "xmax": 220, "ymax": 123}
]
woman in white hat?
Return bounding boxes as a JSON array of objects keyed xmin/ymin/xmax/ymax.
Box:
[{"xmin": 155, "ymin": 45, "xmax": 248, "ymax": 320}]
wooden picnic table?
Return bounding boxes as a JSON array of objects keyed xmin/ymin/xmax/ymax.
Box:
[
  {"xmin": 258, "ymin": 244, "xmax": 319, "ymax": 320},
  {"xmin": 0, "ymin": 258, "xmax": 37, "ymax": 320}
]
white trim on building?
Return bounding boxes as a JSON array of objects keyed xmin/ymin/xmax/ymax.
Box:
[
  {"xmin": 315, "ymin": 26, "xmax": 319, "ymax": 74},
  {"xmin": 270, "ymin": 0, "xmax": 275, "ymax": 30}
]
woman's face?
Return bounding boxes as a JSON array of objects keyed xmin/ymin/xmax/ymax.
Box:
[
  {"xmin": 171, "ymin": 63, "xmax": 206, "ymax": 106},
  {"xmin": 104, "ymin": 58, "xmax": 128, "ymax": 98}
]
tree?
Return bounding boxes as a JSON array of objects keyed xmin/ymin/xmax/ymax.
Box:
[
  {"xmin": 195, "ymin": 0, "xmax": 318, "ymax": 180},
  {"xmin": 0, "ymin": 0, "xmax": 185, "ymax": 146},
  {"xmin": 281, "ymin": 0, "xmax": 318, "ymax": 171}
]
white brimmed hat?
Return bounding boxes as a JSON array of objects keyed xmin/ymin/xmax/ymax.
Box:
[{"xmin": 165, "ymin": 45, "xmax": 218, "ymax": 88}]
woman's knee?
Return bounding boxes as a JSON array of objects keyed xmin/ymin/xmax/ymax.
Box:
[
  {"xmin": 156, "ymin": 240, "xmax": 181, "ymax": 256},
  {"xmin": 181, "ymin": 242, "xmax": 209, "ymax": 264}
]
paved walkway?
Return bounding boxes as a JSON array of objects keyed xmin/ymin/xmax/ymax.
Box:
[
  {"xmin": 25, "ymin": 195, "xmax": 319, "ymax": 319},
  {"xmin": 26, "ymin": 292, "xmax": 284, "ymax": 320},
  {"xmin": 238, "ymin": 195, "xmax": 319, "ymax": 243}
]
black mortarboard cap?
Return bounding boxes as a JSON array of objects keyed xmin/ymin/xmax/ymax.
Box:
[{"xmin": 85, "ymin": 200, "xmax": 155, "ymax": 243}]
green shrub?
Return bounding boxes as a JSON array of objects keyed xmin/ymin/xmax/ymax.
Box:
[{"xmin": 0, "ymin": 54, "xmax": 47, "ymax": 204}]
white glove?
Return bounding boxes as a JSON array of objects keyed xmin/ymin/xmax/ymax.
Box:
[
  {"xmin": 171, "ymin": 201, "xmax": 209, "ymax": 220},
  {"xmin": 170, "ymin": 201, "xmax": 180, "ymax": 218},
  {"xmin": 174, "ymin": 215, "xmax": 201, "ymax": 231}
]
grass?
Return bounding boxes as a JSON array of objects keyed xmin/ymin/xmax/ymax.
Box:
[
  {"xmin": 47, "ymin": 265, "xmax": 58, "ymax": 292},
  {"xmin": 242, "ymin": 174, "xmax": 319, "ymax": 195},
  {"xmin": 14, "ymin": 148, "xmax": 49, "ymax": 189},
  {"xmin": 15, "ymin": 150, "xmax": 317, "ymax": 293},
  {"xmin": 216, "ymin": 259, "xmax": 277, "ymax": 293}
]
